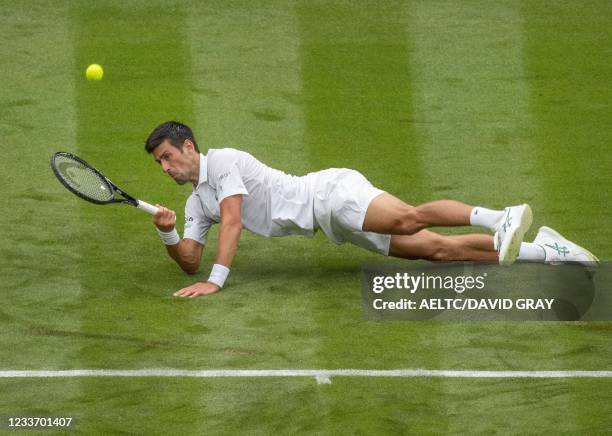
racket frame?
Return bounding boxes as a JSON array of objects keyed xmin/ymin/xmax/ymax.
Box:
[{"xmin": 50, "ymin": 151, "xmax": 158, "ymax": 215}]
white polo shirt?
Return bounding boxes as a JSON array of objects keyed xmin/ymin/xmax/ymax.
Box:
[{"xmin": 183, "ymin": 149, "xmax": 317, "ymax": 244}]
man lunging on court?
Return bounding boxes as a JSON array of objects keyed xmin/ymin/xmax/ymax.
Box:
[{"xmin": 145, "ymin": 121, "xmax": 598, "ymax": 298}]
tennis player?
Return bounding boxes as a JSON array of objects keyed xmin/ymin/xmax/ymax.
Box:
[{"xmin": 145, "ymin": 121, "xmax": 598, "ymax": 298}]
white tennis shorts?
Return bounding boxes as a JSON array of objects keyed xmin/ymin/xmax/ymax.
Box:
[{"xmin": 312, "ymin": 168, "xmax": 391, "ymax": 255}]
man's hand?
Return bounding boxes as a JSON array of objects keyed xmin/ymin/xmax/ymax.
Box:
[
  {"xmin": 154, "ymin": 204, "xmax": 176, "ymax": 232},
  {"xmin": 173, "ymin": 282, "xmax": 220, "ymax": 298}
]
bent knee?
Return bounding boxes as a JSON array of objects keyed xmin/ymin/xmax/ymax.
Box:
[{"xmin": 393, "ymin": 206, "xmax": 419, "ymax": 234}]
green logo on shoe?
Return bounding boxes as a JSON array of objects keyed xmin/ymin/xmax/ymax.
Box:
[
  {"xmin": 502, "ymin": 212, "xmax": 512, "ymax": 233},
  {"xmin": 545, "ymin": 242, "xmax": 570, "ymax": 257}
]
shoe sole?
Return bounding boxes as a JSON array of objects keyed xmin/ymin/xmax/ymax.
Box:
[
  {"xmin": 538, "ymin": 226, "xmax": 600, "ymax": 265},
  {"xmin": 499, "ymin": 204, "xmax": 533, "ymax": 266}
]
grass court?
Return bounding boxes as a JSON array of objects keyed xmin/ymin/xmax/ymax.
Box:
[{"xmin": 1, "ymin": 0, "xmax": 611, "ymax": 433}]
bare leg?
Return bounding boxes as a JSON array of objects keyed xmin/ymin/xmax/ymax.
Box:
[
  {"xmin": 363, "ymin": 193, "xmax": 474, "ymax": 235},
  {"xmin": 389, "ymin": 230, "xmax": 497, "ymax": 262},
  {"xmin": 416, "ymin": 200, "xmax": 472, "ymax": 227}
]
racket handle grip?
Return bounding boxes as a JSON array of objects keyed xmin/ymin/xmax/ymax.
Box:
[{"xmin": 137, "ymin": 200, "xmax": 159, "ymax": 215}]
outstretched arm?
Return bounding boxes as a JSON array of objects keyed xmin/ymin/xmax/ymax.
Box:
[
  {"xmin": 153, "ymin": 205, "xmax": 204, "ymax": 274},
  {"xmin": 214, "ymin": 194, "xmax": 243, "ymax": 267},
  {"xmin": 174, "ymin": 195, "xmax": 243, "ymax": 298},
  {"xmin": 166, "ymin": 239, "xmax": 203, "ymax": 274}
]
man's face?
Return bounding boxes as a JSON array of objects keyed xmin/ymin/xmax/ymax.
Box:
[{"xmin": 152, "ymin": 139, "xmax": 197, "ymax": 185}]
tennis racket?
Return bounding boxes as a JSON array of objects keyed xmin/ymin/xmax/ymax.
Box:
[{"xmin": 50, "ymin": 151, "xmax": 159, "ymax": 215}]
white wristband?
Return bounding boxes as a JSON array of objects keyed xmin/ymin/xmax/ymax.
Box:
[
  {"xmin": 156, "ymin": 227, "xmax": 180, "ymax": 245},
  {"xmin": 208, "ymin": 264, "xmax": 230, "ymax": 288}
]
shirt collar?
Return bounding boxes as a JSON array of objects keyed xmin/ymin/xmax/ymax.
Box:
[{"xmin": 194, "ymin": 153, "xmax": 208, "ymax": 189}]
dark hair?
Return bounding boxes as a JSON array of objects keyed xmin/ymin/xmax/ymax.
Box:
[{"xmin": 144, "ymin": 121, "xmax": 200, "ymax": 153}]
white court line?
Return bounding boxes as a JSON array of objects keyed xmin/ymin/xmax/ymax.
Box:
[{"xmin": 1, "ymin": 369, "xmax": 611, "ymax": 384}]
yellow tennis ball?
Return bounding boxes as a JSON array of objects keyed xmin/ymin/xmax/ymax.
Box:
[{"xmin": 85, "ymin": 64, "xmax": 104, "ymax": 81}]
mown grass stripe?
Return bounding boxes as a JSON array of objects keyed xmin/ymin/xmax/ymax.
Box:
[
  {"xmin": 521, "ymin": 4, "xmax": 612, "ymax": 432},
  {"xmin": 70, "ymin": 3, "xmax": 199, "ymax": 433},
  {"xmin": 185, "ymin": 0, "xmax": 327, "ymax": 373},
  {"xmin": 296, "ymin": 1, "xmax": 450, "ymax": 429},
  {"xmin": 520, "ymin": 0, "xmax": 612, "ymax": 257},
  {"xmin": 71, "ymin": 0, "xmax": 196, "ymax": 366},
  {"xmin": 0, "ymin": 0, "xmax": 81, "ymax": 369},
  {"xmin": 407, "ymin": 1, "xmax": 537, "ymax": 207},
  {"xmin": 297, "ymin": 1, "xmax": 426, "ymax": 200}
]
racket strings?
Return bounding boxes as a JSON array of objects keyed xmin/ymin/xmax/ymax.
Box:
[{"xmin": 53, "ymin": 154, "xmax": 114, "ymax": 202}]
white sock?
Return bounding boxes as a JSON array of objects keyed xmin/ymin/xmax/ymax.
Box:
[
  {"xmin": 470, "ymin": 207, "xmax": 504, "ymax": 231},
  {"xmin": 517, "ymin": 243, "xmax": 546, "ymax": 262}
]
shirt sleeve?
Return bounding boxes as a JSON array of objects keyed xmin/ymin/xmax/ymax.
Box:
[
  {"xmin": 183, "ymin": 193, "xmax": 213, "ymax": 245},
  {"xmin": 209, "ymin": 149, "xmax": 249, "ymax": 204}
]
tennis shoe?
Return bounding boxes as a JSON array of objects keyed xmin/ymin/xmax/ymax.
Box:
[
  {"xmin": 494, "ymin": 204, "xmax": 533, "ymax": 266},
  {"xmin": 533, "ymin": 226, "xmax": 599, "ymax": 267}
]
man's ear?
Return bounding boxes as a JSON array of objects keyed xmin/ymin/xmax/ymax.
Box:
[{"xmin": 183, "ymin": 139, "xmax": 195, "ymax": 153}]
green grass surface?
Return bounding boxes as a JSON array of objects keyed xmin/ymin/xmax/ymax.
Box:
[{"xmin": 1, "ymin": 0, "xmax": 611, "ymax": 434}]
